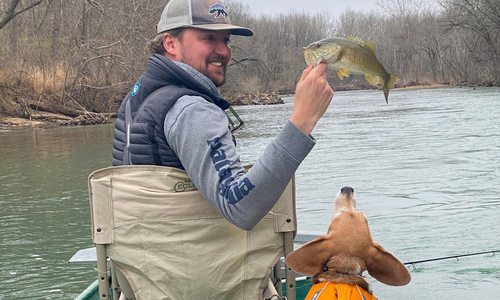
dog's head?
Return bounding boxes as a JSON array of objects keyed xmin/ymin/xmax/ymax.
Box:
[{"xmin": 286, "ymin": 187, "xmax": 411, "ymax": 286}]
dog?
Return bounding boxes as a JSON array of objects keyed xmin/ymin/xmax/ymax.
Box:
[{"xmin": 286, "ymin": 187, "xmax": 411, "ymax": 299}]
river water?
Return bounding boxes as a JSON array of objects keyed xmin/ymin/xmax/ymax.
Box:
[{"xmin": 1, "ymin": 87, "xmax": 499, "ymax": 299}]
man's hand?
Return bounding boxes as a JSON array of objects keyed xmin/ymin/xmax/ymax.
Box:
[{"xmin": 290, "ymin": 64, "xmax": 334, "ymax": 135}]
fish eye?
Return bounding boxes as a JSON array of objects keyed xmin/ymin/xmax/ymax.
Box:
[{"xmin": 314, "ymin": 44, "xmax": 321, "ymax": 49}]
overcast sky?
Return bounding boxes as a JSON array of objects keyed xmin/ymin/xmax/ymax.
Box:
[
  {"xmin": 243, "ymin": 0, "xmax": 382, "ymax": 18},
  {"xmin": 241, "ymin": 0, "xmax": 440, "ymax": 18}
]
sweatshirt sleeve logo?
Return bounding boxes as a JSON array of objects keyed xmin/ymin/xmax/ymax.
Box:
[{"xmin": 208, "ymin": 137, "xmax": 254, "ymax": 204}]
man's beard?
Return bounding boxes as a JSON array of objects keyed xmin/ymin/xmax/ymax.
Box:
[{"xmin": 179, "ymin": 47, "xmax": 227, "ymax": 87}]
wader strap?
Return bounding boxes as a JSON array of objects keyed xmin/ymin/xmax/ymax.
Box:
[{"xmin": 123, "ymin": 96, "xmax": 132, "ymax": 165}]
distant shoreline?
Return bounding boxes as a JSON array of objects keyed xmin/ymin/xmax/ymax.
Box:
[{"xmin": 0, "ymin": 83, "xmax": 495, "ymax": 129}]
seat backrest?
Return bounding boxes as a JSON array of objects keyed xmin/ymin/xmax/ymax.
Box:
[{"xmin": 89, "ymin": 165, "xmax": 296, "ymax": 300}]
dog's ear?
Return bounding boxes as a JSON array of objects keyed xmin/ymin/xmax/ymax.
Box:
[
  {"xmin": 285, "ymin": 236, "xmax": 333, "ymax": 275},
  {"xmin": 365, "ymin": 242, "xmax": 411, "ymax": 286}
]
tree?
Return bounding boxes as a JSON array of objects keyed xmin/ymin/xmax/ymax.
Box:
[
  {"xmin": 439, "ymin": 0, "xmax": 500, "ymax": 82},
  {"xmin": 0, "ymin": 0, "xmax": 44, "ymax": 30}
]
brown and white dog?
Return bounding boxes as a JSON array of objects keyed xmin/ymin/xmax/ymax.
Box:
[{"xmin": 286, "ymin": 187, "xmax": 410, "ymax": 298}]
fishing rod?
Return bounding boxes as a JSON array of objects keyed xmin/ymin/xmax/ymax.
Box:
[{"xmin": 403, "ymin": 249, "xmax": 500, "ymax": 266}]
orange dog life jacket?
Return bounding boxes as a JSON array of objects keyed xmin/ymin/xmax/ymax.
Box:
[{"xmin": 305, "ymin": 282, "xmax": 377, "ymax": 300}]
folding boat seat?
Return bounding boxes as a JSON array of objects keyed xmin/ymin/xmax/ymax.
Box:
[{"xmin": 88, "ymin": 165, "xmax": 298, "ymax": 300}]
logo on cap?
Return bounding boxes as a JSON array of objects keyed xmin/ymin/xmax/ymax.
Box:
[{"xmin": 209, "ymin": 2, "xmax": 228, "ymax": 18}]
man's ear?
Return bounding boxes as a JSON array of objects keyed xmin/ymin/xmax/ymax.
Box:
[
  {"xmin": 285, "ymin": 236, "xmax": 333, "ymax": 276},
  {"xmin": 162, "ymin": 33, "xmax": 178, "ymax": 58},
  {"xmin": 365, "ymin": 242, "xmax": 411, "ymax": 286}
]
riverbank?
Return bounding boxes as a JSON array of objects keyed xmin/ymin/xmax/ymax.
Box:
[
  {"xmin": 0, "ymin": 91, "xmax": 284, "ymax": 128},
  {"xmin": 0, "ymin": 112, "xmax": 116, "ymax": 128},
  {"xmin": 0, "ymin": 82, "xmax": 489, "ymax": 129}
]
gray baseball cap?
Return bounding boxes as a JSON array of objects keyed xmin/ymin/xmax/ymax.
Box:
[{"xmin": 157, "ymin": 0, "xmax": 253, "ymax": 36}]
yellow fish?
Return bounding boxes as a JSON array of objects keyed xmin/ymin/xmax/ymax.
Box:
[{"xmin": 303, "ymin": 36, "xmax": 398, "ymax": 103}]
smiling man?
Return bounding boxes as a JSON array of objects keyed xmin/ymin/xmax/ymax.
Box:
[
  {"xmin": 113, "ymin": 0, "xmax": 333, "ymax": 229},
  {"xmin": 110, "ymin": 0, "xmax": 333, "ymax": 298}
]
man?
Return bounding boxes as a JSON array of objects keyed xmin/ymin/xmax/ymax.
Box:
[{"xmin": 112, "ymin": 0, "xmax": 333, "ymax": 230}]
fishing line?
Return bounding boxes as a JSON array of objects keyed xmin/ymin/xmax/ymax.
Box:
[{"xmin": 404, "ymin": 249, "xmax": 500, "ymax": 266}]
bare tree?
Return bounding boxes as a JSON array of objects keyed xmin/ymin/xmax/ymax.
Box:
[
  {"xmin": 439, "ymin": 0, "xmax": 500, "ymax": 82},
  {"xmin": 0, "ymin": 0, "xmax": 43, "ymax": 30}
]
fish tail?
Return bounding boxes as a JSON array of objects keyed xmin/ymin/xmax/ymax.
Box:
[{"xmin": 383, "ymin": 74, "xmax": 399, "ymax": 103}]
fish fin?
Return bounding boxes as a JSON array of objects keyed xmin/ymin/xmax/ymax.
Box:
[
  {"xmin": 346, "ymin": 35, "xmax": 364, "ymax": 45},
  {"xmin": 337, "ymin": 68, "xmax": 350, "ymax": 79},
  {"xmin": 383, "ymin": 74, "xmax": 399, "ymax": 103},
  {"xmin": 314, "ymin": 57, "xmax": 323, "ymax": 67},
  {"xmin": 346, "ymin": 35, "xmax": 376, "ymax": 53},
  {"xmin": 365, "ymin": 40, "xmax": 376, "ymax": 53},
  {"xmin": 365, "ymin": 74, "xmax": 381, "ymax": 86}
]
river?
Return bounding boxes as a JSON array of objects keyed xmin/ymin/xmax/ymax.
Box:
[{"xmin": 1, "ymin": 87, "xmax": 499, "ymax": 299}]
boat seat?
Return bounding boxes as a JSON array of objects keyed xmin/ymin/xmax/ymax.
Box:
[{"xmin": 88, "ymin": 165, "xmax": 298, "ymax": 300}]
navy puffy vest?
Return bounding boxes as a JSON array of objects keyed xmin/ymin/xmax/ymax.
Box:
[
  {"xmin": 112, "ymin": 86, "xmax": 213, "ymax": 168},
  {"xmin": 112, "ymin": 54, "xmax": 229, "ymax": 168}
]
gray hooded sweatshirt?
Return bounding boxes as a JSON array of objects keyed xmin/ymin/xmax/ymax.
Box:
[{"xmin": 164, "ymin": 61, "xmax": 316, "ymax": 230}]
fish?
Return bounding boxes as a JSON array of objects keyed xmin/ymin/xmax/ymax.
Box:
[{"xmin": 303, "ymin": 36, "xmax": 399, "ymax": 103}]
